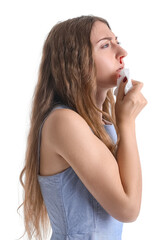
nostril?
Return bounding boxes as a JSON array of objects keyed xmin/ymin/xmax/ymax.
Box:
[{"xmin": 120, "ymin": 56, "xmax": 124, "ymax": 64}]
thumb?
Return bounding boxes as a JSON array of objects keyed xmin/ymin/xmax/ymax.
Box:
[{"xmin": 117, "ymin": 76, "xmax": 127, "ymax": 100}]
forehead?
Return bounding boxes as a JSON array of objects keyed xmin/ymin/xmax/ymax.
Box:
[{"xmin": 90, "ymin": 21, "xmax": 115, "ymax": 45}]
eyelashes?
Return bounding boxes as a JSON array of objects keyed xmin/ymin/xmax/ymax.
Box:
[{"xmin": 101, "ymin": 41, "xmax": 121, "ymax": 49}]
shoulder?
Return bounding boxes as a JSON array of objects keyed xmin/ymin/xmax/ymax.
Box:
[
  {"xmin": 47, "ymin": 107, "xmax": 89, "ymax": 132},
  {"xmin": 50, "ymin": 107, "xmax": 86, "ymax": 122},
  {"xmin": 43, "ymin": 107, "xmax": 93, "ymax": 151}
]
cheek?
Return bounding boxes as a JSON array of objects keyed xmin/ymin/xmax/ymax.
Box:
[
  {"xmin": 94, "ymin": 55, "xmax": 119, "ymax": 87},
  {"xmin": 95, "ymin": 57, "xmax": 116, "ymax": 80}
]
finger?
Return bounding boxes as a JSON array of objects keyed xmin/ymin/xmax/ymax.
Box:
[
  {"xmin": 131, "ymin": 80, "xmax": 144, "ymax": 93},
  {"xmin": 117, "ymin": 76, "xmax": 128, "ymax": 101},
  {"xmin": 141, "ymin": 94, "xmax": 148, "ymax": 106}
]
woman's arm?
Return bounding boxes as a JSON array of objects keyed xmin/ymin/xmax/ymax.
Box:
[
  {"xmin": 47, "ymin": 80, "xmax": 147, "ymax": 223},
  {"xmin": 116, "ymin": 122, "xmax": 142, "ymax": 221},
  {"xmin": 47, "ymin": 109, "xmax": 138, "ymax": 223},
  {"xmin": 115, "ymin": 78, "xmax": 147, "ymax": 221}
]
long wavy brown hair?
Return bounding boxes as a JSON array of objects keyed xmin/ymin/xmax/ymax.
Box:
[{"xmin": 17, "ymin": 15, "xmax": 120, "ymax": 240}]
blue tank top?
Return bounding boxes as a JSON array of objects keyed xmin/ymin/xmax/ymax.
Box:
[{"xmin": 37, "ymin": 104, "xmax": 123, "ymax": 240}]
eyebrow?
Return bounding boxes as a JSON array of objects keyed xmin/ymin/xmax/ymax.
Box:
[{"xmin": 96, "ymin": 36, "xmax": 118, "ymax": 44}]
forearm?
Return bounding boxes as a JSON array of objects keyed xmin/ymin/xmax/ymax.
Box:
[{"xmin": 116, "ymin": 122, "xmax": 142, "ymax": 214}]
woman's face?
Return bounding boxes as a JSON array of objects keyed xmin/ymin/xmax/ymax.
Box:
[{"xmin": 90, "ymin": 21, "xmax": 128, "ymax": 88}]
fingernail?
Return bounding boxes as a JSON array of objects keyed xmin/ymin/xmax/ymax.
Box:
[{"xmin": 123, "ymin": 76, "xmax": 127, "ymax": 82}]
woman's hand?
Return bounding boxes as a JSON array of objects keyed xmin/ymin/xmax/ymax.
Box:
[{"xmin": 115, "ymin": 78, "xmax": 148, "ymax": 127}]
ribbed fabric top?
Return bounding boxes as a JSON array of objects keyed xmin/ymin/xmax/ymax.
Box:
[{"xmin": 37, "ymin": 104, "xmax": 123, "ymax": 240}]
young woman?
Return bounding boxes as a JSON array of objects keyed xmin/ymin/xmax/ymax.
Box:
[{"xmin": 18, "ymin": 15, "xmax": 147, "ymax": 240}]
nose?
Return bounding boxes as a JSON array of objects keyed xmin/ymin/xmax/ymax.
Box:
[{"xmin": 118, "ymin": 48, "xmax": 128, "ymax": 64}]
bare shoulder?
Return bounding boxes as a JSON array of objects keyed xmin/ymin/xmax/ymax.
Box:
[
  {"xmin": 43, "ymin": 107, "xmax": 91, "ymax": 153},
  {"xmin": 45, "ymin": 107, "xmax": 89, "ymax": 139},
  {"xmin": 48, "ymin": 107, "xmax": 87, "ymax": 127}
]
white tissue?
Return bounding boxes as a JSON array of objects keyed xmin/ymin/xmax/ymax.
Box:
[{"xmin": 114, "ymin": 68, "xmax": 133, "ymax": 96}]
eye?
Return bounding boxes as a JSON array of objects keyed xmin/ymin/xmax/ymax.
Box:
[
  {"xmin": 102, "ymin": 43, "xmax": 110, "ymax": 49},
  {"xmin": 101, "ymin": 41, "xmax": 121, "ymax": 49}
]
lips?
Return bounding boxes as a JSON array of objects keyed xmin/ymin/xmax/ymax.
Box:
[
  {"xmin": 116, "ymin": 68, "xmax": 123, "ymax": 72},
  {"xmin": 116, "ymin": 65, "xmax": 124, "ymax": 72},
  {"xmin": 116, "ymin": 66, "xmax": 124, "ymax": 77}
]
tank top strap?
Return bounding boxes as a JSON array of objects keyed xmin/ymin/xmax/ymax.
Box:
[{"xmin": 37, "ymin": 104, "xmax": 74, "ymax": 174}]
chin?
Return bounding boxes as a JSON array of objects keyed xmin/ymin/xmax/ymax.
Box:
[
  {"xmin": 97, "ymin": 74, "xmax": 118, "ymax": 88},
  {"xmin": 104, "ymin": 76, "xmax": 117, "ymax": 89},
  {"xmin": 112, "ymin": 72, "xmax": 119, "ymax": 86},
  {"xmin": 110, "ymin": 75, "xmax": 118, "ymax": 87}
]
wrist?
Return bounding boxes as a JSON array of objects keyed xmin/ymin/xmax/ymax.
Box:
[{"xmin": 117, "ymin": 120, "xmax": 135, "ymax": 131}]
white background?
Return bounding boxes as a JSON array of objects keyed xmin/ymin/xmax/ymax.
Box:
[{"xmin": 0, "ymin": 0, "xmax": 168, "ymax": 239}]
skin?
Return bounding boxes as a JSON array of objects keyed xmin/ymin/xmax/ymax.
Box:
[{"xmin": 90, "ymin": 20, "xmax": 128, "ymax": 121}]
